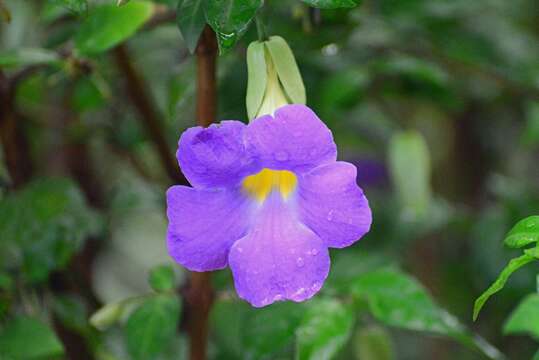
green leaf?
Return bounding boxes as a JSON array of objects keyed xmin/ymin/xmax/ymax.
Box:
[
  {"xmin": 211, "ymin": 300, "xmax": 305, "ymax": 358},
  {"xmin": 125, "ymin": 294, "xmax": 181, "ymax": 360},
  {"xmin": 503, "ymin": 294, "xmax": 539, "ymax": 339},
  {"xmin": 388, "ymin": 131, "xmax": 431, "ymax": 219},
  {"xmin": 0, "ymin": 178, "xmax": 101, "ymax": 283},
  {"xmin": 354, "ymin": 325, "xmax": 394, "ymax": 360},
  {"xmin": 473, "ymin": 253, "xmax": 536, "ymax": 321},
  {"xmin": 204, "ymin": 0, "xmax": 262, "ymax": 53},
  {"xmin": 148, "ymin": 264, "xmax": 175, "ymax": 292},
  {"xmin": 295, "ymin": 298, "xmax": 354, "ymax": 360},
  {"xmin": 0, "ymin": 48, "xmax": 61, "ymax": 68},
  {"xmin": 246, "ymin": 41, "xmax": 267, "ymax": 120},
  {"xmin": 534, "ymin": 349, "xmax": 539, "ymax": 360},
  {"xmin": 351, "ymin": 268, "xmax": 459, "ymax": 335},
  {"xmin": 522, "ymin": 102, "xmax": 539, "ymax": 147},
  {"xmin": 352, "ymin": 269, "xmax": 504, "ymax": 359},
  {"xmin": 72, "ymin": 76, "xmax": 106, "ymax": 113},
  {"xmin": 300, "ymin": 0, "xmax": 361, "ymax": 10},
  {"xmin": 0, "ymin": 316, "xmax": 64, "ymax": 359},
  {"xmin": 74, "ymin": 1, "xmax": 154, "ymax": 55},
  {"xmin": 265, "ymin": 36, "xmax": 306, "ymax": 105},
  {"xmin": 176, "ymin": 0, "xmax": 207, "ymax": 53},
  {"xmin": 53, "ymin": 295, "xmax": 88, "ymax": 332},
  {"xmin": 504, "ymin": 216, "xmax": 539, "ymax": 248},
  {"xmin": 50, "ymin": 0, "xmax": 88, "ymax": 14}
]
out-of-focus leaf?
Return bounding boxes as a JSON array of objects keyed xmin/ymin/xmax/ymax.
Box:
[
  {"xmin": 246, "ymin": 41, "xmax": 267, "ymax": 120},
  {"xmin": 522, "ymin": 102, "xmax": 539, "ymax": 147},
  {"xmin": 388, "ymin": 131, "xmax": 431, "ymax": 219},
  {"xmin": 0, "ymin": 48, "xmax": 61, "ymax": 68},
  {"xmin": 211, "ymin": 299, "xmax": 305, "ymax": 359},
  {"xmin": 50, "ymin": 0, "xmax": 87, "ymax": 14},
  {"xmin": 72, "ymin": 76, "xmax": 106, "ymax": 112},
  {"xmin": 148, "ymin": 264, "xmax": 175, "ymax": 292},
  {"xmin": 300, "ymin": 0, "xmax": 361, "ymax": 10},
  {"xmin": 125, "ymin": 294, "xmax": 181, "ymax": 360},
  {"xmin": 295, "ymin": 298, "xmax": 354, "ymax": 360},
  {"xmin": 176, "ymin": 0, "xmax": 206, "ymax": 53},
  {"xmin": 504, "ymin": 216, "xmax": 539, "ymax": 248},
  {"xmin": 534, "ymin": 349, "xmax": 539, "ymax": 360},
  {"xmin": 265, "ymin": 36, "xmax": 306, "ymax": 105},
  {"xmin": 473, "ymin": 253, "xmax": 536, "ymax": 321},
  {"xmin": 0, "ymin": 272, "xmax": 12, "ymax": 290},
  {"xmin": 351, "ymin": 268, "xmax": 459, "ymax": 334},
  {"xmin": 53, "ymin": 295, "xmax": 88, "ymax": 332},
  {"xmin": 354, "ymin": 325, "xmax": 394, "ymax": 360},
  {"xmin": 352, "ymin": 268, "xmax": 504, "ymax": 360},
  {"xmin": 0, "ymin": 316, "xmax": 64, "ymax": 359},
  {"xmin": 74, "ymin": 1, "xmax": 154, "ymax": 55},
  {"xmin": 0, "ymin": 178, "xmax": 100, "ymax": 283},
  {"xmin": 204, "ymin": 0, "xmax": 262, "ymax": 53},
  {"xmin": 503, "ymin": 294, "xmax": 539, "ymax": 339},
  {"xmin": 118, "ymin": 0, "xmax": 131, "ymax": 6}
]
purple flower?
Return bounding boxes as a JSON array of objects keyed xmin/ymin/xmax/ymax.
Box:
[{"xmin": 166, "ymin": 104, "xmax": 372, "ymax": 307}]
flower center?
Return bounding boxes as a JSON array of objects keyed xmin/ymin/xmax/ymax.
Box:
[{"xmin": 242, "ymin": 168, "xmax": 297, "ymax": 203}]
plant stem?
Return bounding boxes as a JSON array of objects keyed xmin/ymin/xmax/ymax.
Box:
[
  {"xmin": 255, "ymin": 16, "xmax": 268, "ymax": 42},
  {"xmin": 0, "ymin": 71, "xmax": 33, "ymax": 188},
  {"xmin": 112, "ymin": 44, "xmax": 186, "ymax": 184},
  {"xmin": 184, "ymin": 25, "xmax": 218, "ymax": 360}
]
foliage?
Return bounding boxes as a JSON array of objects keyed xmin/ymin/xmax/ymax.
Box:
[{"xmin": 1, "ymin": 0, "xmax": 538, "ymax": 358}]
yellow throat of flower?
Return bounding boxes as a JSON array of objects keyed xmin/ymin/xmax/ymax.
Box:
[{"xmin": 242, "ymin": 168, "xmax": 297, "ymax": 203}]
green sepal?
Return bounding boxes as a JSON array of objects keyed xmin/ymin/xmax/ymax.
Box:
[
  {"xmin": 246, "ymin": 41, "xmax": 268, "ymax": 120},
  {"xmin": 265, "ymin": 36, "xmax": 306, "ymax": 105}
]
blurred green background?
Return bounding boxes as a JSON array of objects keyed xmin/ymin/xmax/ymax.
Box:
[{"xmin": 1, "ymin": 0, "xmax": 538, "ymax": 359}]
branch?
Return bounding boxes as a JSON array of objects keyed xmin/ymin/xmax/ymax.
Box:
[
  {"xmin": 112, "ymin": 44, "xmax": 186, "ymax": 184},
  {"xmin": 184, "ymin": 25, "xmax": 218, "ymax": 360},
  {"xmin": 0, "ymin": 71, "xmax": 33, "ymax": 188}
]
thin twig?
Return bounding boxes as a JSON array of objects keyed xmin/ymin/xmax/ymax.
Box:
[{"xmin": 112, "ymin": 44, "xmax": 186, "ymax": 185}]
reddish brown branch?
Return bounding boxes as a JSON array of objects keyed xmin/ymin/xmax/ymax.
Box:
[
  {"xmin": 112, "ymin": 44, "xmax": 186, "ymax": 184},
  {"xmin": 184, "ymin": 26, "xmax": 218, "ymax": 360}
]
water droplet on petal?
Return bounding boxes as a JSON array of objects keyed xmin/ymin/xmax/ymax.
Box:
[
  {"xmin": 237, "ymin": 247, "xmax": 243, "ymax": 253},
  {"xmin": 327, "ymin": 210, "xmax": 335, "ymax": 221},
  {"xmin": 296, "ymin": 257, "xmax": 305, "ymax": 267},
  {"xmin": 273, "ymin": 294, "xmax": 283, "ymax": 301},
  {"xmin": 311, "ymin": 281, "xmax": 321, "ymax": 291},
  {"xmin": 274, "ymin": 151, "xmax": 289, "ymax": 161},
  {"xmin": 311, "ymin": 248, "xmax": 319, "ymax": 256}
]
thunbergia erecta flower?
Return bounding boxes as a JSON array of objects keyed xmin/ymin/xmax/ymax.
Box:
[{"xmin": 166, "ymin": 104, "xmax": 372, "ymax": 307}]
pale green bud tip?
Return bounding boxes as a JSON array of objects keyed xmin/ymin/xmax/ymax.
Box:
[
  {"xmin": 246, "ymin": 36, "xmax": 306, "ymax": 121},
  {"xmin": 89, "ymin": 302, "xmax": 124, "ymax": 330}
]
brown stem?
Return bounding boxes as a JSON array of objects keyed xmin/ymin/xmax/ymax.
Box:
[
  {"xmin": 112, "ymin": 44, "xmax": 186, "ymax": 184},
  {"xmin": 184, "ymin": 26, "xmax": 218, "ymax": 360},
  {"xmin": 0, "ymin": 71, "xmax": 33, "ymax": 188}
]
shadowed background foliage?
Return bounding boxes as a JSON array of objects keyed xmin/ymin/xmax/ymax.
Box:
[{"xmin": 0, "ymin": 0, "xmax": 538, "ymax": 359}]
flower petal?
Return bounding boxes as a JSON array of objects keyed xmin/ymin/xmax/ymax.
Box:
[
  {"xmin": 298, "ymin": 162, "xmax": 372, "ymax": 248},
  {"xmin": 166, "ymin": 185, "xmax": 253, "ymax": 271},
  {"xmin": 245, "ymin": 104, "xmax": 337, "ymax": 173},
  {"xmin": 228, "ymin": 194, "xmax": 330, "ymax": 307},
  {"xmin": 178, "ymin": 121, "xmax": 260, "ymax": 188}
]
